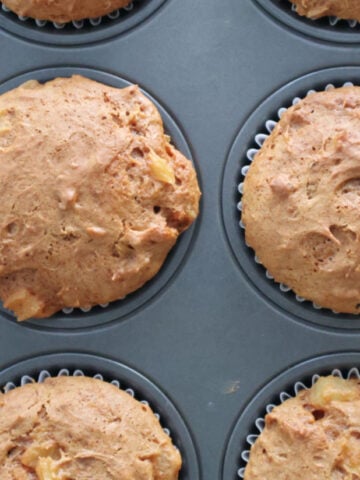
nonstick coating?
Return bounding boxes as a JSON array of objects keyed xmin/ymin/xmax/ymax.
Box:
[{"xmin": 1, "ymin": 1, "xmax": 360, "ymax": 480}]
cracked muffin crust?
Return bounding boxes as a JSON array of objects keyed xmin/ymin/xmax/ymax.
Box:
[
  {"xmin": 289, "ymin": 0, "xmax": 360, "ymax": 22},
  {"xmin": 242, "ymin": 86, "xmax": 360, "ymax": 314},
  {"xmin": 244, "ymin": 376, "xmax": 360, "ymax": 480},
  {"xmin": 0, "ymin": 0, "xmax": 133, "ymax": 22},
  {"xmin": 0, "ymin": 75, "xmax": 200, "ymax": 320},
  {"xmin": 0, "ymin": 375, "xmax": 181, "ymax": 480}
]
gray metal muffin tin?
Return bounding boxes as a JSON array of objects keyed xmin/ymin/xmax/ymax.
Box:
[{"xmin": 2, "ymin": 1, "xmax": 360, "ymax": 479}]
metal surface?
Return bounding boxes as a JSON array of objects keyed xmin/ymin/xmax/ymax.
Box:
[{"xmin": 1, "ymin": 1, "xmax": 360, "ymax": 479}]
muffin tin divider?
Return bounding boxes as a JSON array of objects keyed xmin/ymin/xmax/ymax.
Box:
[{"xmin": 1, "ymin": 1, "xmax": 360, "ymax": 480}]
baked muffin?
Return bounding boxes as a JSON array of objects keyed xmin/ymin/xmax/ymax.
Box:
[
  {"xmin": 244, "ymin": 375, "xmax": 360, "ymax": 480},
  {"xmin": 0, "ymin": 75, "xmax": 200, "ymax": 320},
  {"xmin": 1, "ymin": 0, "xmax": 132, "ymax": 22},
  {"xmin": 242, "ymin": 86, "xmax": 360, "ymax": 314},
  {"xmin": 289, "ymin": 0, "xmax": 360, "ymax": 22},
  {"xmin": 0, "ymin": 375, "xmax": 181, "ymax": 479}
]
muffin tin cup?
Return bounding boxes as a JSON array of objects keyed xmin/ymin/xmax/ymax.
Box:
[
  {"xmin": 0, "ymin": 66, "xmax": 200, "ymax": 331},
  {"xmin": 222, "ymin": 65, "xmax": 360, "ymax": 330},
  {"xmin": 237, "ymin": 81, "xmax": 354, "ymax": 315},
  {"xmin": 0, "ymin": 352, "xmax": 200, "ymax": 480},
  {"xmin": 254, "ymin": 0, "xmax": 360, "ymax": 43},
  {"xmin": 0, "ymin": 0, "xmax": 167, "ymax": 45},
  {"xmin": 222, "ymin": 352, "xmax": 360, "ymax": 480}
]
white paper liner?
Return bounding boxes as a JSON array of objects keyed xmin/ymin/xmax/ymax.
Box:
[
  {"xmin": 2, "ymin": 368, "xmax": 171, "ymax": 437},
  {"xmin": 62, "ymin": 303, "xmax": 110, "ymax": 315},
  {"xmin": 1, "ymin": 1, "xmax": 135, "ymax": 30},
  {"xmin": 287, "ymin": 1, "xmax": 359, "ymax": 28},
  {"xmin": 0, "ymin": 301, "xmax": 111, "ymax": 317},
  {"xmin": 238, "ymin": 81, "xmax": 355, "ymax": 314},
  {"xmin": 237, "ymin": 367, "xmax": 360, "ymax": 479}
]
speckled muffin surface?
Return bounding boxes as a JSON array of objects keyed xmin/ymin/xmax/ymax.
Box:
[
  {"xmin": 242, "ymin": 86, "xmax": 360, "ymax": 314},
  {"xmin": 0, "ymin": 75, "xmax": 200, "ymax": 321},
  {"xmin": 289, "ymin": 0, "xmax": 360, "ymax": 22},
  {"xmin": 244, "ymin": 376, "xmax": 360, "ymax": 480},
  {"xmin": 1, "ymin": 0, "xmax": 132, "ymax": 22},
  {"xmin": 0, "ymin": 375, "xmax": 181, "ymax": 480}
]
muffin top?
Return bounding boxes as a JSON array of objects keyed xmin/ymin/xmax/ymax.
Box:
[
  {"xmin": 1, "ymin": 0, "xmax": 132, "ymax": 22},
  {"xmin": 0, "ymin": 75, "xmax": 200, "ymax": 320},
  {"xmin": 242, "ymin": 86, "xmax": 360, "ymax": 314},
  {"xmin": 289, "ymin": 0, "xmax": 360, "ymax": 22},
  {"xmin": 244, "ymin": 375, "xmax": 360, "ymax": 480},
  {"xmin": 0, "ymin": 375, "xmax": 181, "ymax": 480}
]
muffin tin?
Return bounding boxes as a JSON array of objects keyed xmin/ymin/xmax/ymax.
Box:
[{"xmin": 1, "ymin": 0, "xmax": 360, "ymax": 479}]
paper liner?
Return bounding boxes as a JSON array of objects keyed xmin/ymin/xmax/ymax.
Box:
[
  {"xmin": 3, "ymin": 368, "xmax": 171, "ymax": 437},
  {"xmin": 1, "ymin": 1, "xmax": 136, "ymax": 30},
  {"xmin": 237, "ymin": 81, "xmax": 355, "ymax": 314},
  {"xmin": 0, "ymin": 301, "xmax": 111, "ymax": 317},
  {"xmin": 62, "ymin": 303, "xmax": 110, "ymax": 315},
  {"xmin": 237, "ymin": 366, "xmax": 360, "ymax": 478}
]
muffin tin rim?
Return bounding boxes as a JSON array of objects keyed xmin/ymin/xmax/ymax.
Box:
[
  {"xmin": 221, "ymin": 65, "xmax": 360, "ymax": 331},
  {"xmin": 0, "ymin": 351, "xmax": 202, "ymax": 480},
  {"xmin": 0, "ymin": 65, "xmax": 201, "ymax": 332},
  {"xmin": 222, "ymin": 350, "xmax": 360, "ymax": 480},
  {"xmin": 0, "ymin": 0, "xmax": 169, "ymax": 46},
  {"xmin": 253, "ymin": 0, "xmax": 360, "ymax": 44}
]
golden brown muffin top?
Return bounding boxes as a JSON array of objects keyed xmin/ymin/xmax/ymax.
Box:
[
  {"xmin": 1, "ymin": 0, "xmax": 132, "ymax": 22},
  {"xmin": 0, "ymin": 375, "xmax": 181, "ymax": 480},
  {"xmin": 242, "ymin": 86, "xmax": 360, "ymax": 314},
  {"xmin": 289, "ymin": 0, "xmax": 360, "ymax": 22},
  {"xmin": 245, "ymin": 376, "xmax": 360, "ymax": 480},
  {"xmin": 0, "ymin": 76, "xmax": 200, "ymax": 320}
]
